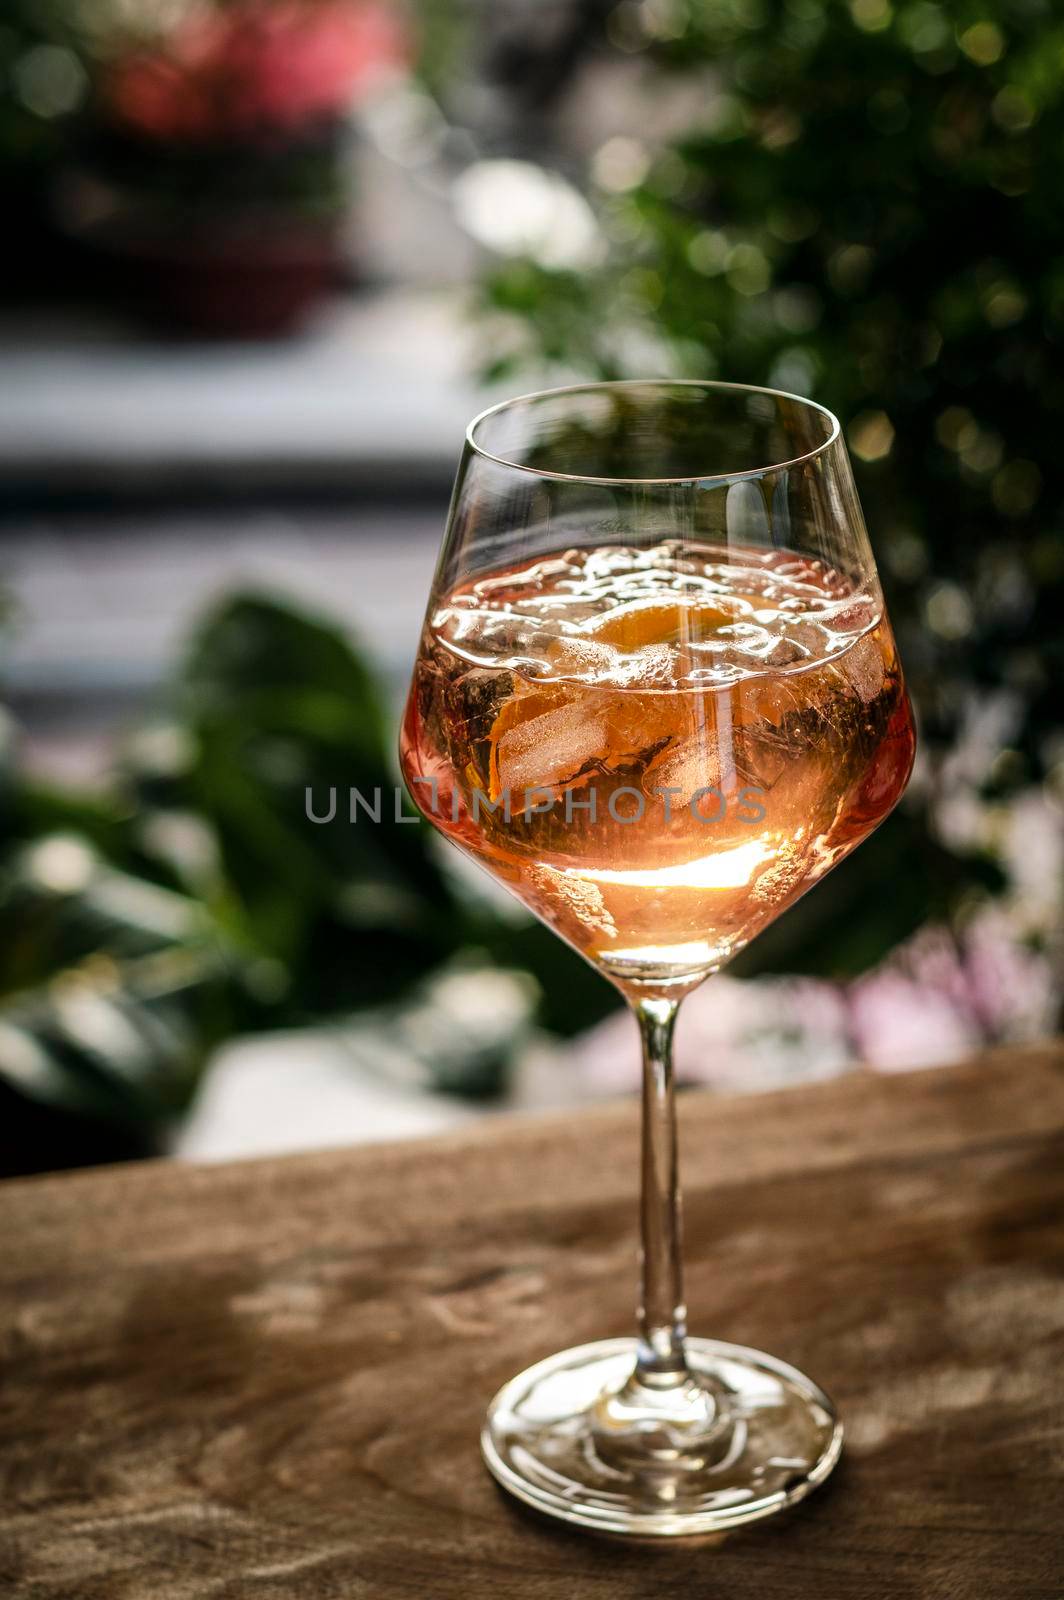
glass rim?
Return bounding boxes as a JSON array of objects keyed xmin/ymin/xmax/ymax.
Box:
[{"xmin": 465, "ymin": 378, "xmax": 842, "ymax": 488}]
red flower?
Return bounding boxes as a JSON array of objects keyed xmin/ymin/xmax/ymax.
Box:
[{"xmin": 106, "ymin": 1, "xmax": 407, "ymax": 144}]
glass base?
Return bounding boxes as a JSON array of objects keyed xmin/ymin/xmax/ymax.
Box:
[{"xmin": 482, "ymin": 1336, "xmax": 842, "ymax": 1537}]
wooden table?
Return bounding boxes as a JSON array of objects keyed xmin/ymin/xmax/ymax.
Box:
[{"xmin": 2, "ymin": 1043, "xmax": 1062, "ymax": 1599}]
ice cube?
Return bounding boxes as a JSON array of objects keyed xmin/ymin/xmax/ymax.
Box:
[
  {"xmin": 547, "ymin": 636, "xmax": 619, "ymax": 681},
  {"xmin": 762, "ymin": 637, "xmax": 807, "ymax": 669},
  {"xmin": 488, "ymin": 674, "xmax": 699, "ymax": 800},
  {"xmin": 491, "ymin": 689, "xmax": 609, "ymax": 796},
  {"xmin": 834, "ymin": 632, "xmax": 886, "ymax": 705},
  {"xmin": 645, "ymin": 736, "xmax": 722, "ymax": 800},
  {"xmin": 737, "ymin": 673, "xmax": 813, "ymax": 732}
]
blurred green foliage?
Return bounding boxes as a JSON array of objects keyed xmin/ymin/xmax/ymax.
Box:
[
  {"xmin": 0, "ymin": 2, "xmax": 87, "ymax": 191},
  {"xmin": 0, "ymin": 595, "xmax": 615, "ymax": 1172},
  {"xmin": 478, "ymin": 0, "xmax": 1063, "ymax": 981}
]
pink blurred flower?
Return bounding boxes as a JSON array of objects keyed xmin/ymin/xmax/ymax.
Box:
[
  {"xmin": 571, "ymin": 909, "xmax": 1056, "ymax": 1099},
  {"xmin": 574, "ymin": 974, "xmax": 852, "ymax": 1098},
  {"xmin": 848, "ymin": 912, "xmax": 1055, "ymax": 1070},
  {"xmin": 958, "ymin": 907, "xmax": 1056, "ymax": 1040},
  {"xmin": 847, "ymin": 969, "xmax": 978, "ymax": 1072},
  {"xmin": 105, "ymin": 1, "xmax": 407, "ymax": 144}
]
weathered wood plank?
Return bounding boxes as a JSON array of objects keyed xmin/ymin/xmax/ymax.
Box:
[{"xmin": 1, "ymin": 1041, "xmax": 1062, "ymax": 1599}]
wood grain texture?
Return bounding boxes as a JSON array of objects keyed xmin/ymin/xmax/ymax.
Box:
[{"xmin": 1, "ymin": 1041, "xmax": 1062, "ymax": 1599}]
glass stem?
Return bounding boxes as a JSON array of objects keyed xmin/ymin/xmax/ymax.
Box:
[{"xmin": 634, "ymin": 995, "xmax": 688, "ymax": 1385}]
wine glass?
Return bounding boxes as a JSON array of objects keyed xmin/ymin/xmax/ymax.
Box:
[{"xmin": 399, "ymin": 380, "xmax": 916, "ymax": 1536}]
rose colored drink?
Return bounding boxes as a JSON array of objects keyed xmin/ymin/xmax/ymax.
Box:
[{"xmin": 401, "ymin": 539, "xmax": 915, "ymax": 993}]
